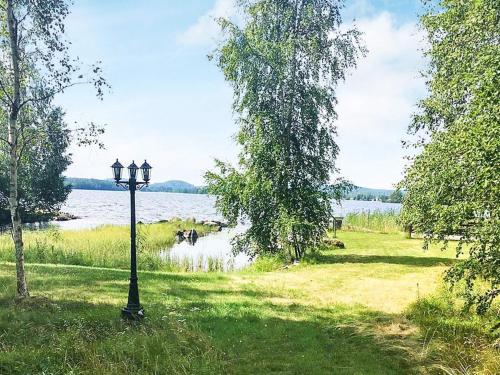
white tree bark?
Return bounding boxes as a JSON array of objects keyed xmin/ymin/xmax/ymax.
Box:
[{"xmin": 6, "ymin": 0, "xmax": 28, "ymax": 298}]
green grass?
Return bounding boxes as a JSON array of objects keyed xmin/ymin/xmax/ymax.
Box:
[
  {"xmin": 343, "ymin": 211, "xmax": 402, "ymax": 233},
  {"xmin": 0, "ymin": 219, "xmax": 217, "ymax": 271},
  {"xmin": 0, "ymin": 230, "xmax": 497, "ymax": 374},
  {"xmin": 407, "ymin": 289, "xmax": 499, "ymax": 375}
]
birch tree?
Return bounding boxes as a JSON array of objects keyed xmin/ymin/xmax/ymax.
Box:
[
  {"xmin": 0, "ymin": 0, "xmax": 106, "ymax": 298},
  {"xmin": 206, "ymin": 0, "xmax": 363, "ymax": 259}
]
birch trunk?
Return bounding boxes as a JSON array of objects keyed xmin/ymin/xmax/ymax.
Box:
[
  {"xmin": 6, "ymin": 0, "xmax": 29, "ymax": 298},
  {"xmin": 8, "ymin": 125, "xmax": 28, "ymax": 297}
]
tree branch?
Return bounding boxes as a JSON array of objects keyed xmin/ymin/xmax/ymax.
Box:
[
  {"xmin": 19, "ymin": 81, "xmax": 88, "ymax": 109},
  {"xmin": 16, "ymin": 132, "xmax": 38, "ymax": 162},
  {"xmin": 17, "ymin": 10, "xmax": 28, "ymax": 25},
  {"xmin": 0, "ymin": 136, "xmax": 11, "ymax": 146}
]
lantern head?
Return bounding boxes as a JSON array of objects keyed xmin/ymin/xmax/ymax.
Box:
[
  {"xmin": 111, "ymin": 159, "xmax": 124, "ymax": 182},
  {"xmin": 140, "ymin": 160, "xmax": 152, "ymax": 183},
  {"xmin": 128, "ymin": 161, "xmax": 139, "ymax": 180}
]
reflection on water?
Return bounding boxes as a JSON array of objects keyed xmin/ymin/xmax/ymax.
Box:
[
  {"xmin": 160, "ymin": 226, "xmax": 251, "ymax": 272},
  {"xmin": 0, "ymin": 221, "xmax": 54, "ymax": 235}
]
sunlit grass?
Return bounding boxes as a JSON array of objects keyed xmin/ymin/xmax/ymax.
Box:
[
  {"xmin": 0, "ymin": 220, "xmax": 217, "ymax": 270},
  {"xmin": 1, "ymin": 231, "xmax": 497, "ymax": 374}
]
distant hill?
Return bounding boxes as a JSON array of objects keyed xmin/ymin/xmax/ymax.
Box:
[
  {"xmin": 146, "ymin": 180, "xmax": 201, "ymax": 194},
  {"xmin": 65, "ymin": 178, "xmax": 400, "ymax": 201},
  {"xmin": 65, "ymin": 178, "xmax": 204, "ymax": 194},
  {"xmin": 344, "ymin": 186, "xmax": 403, "ymax": 203},
  {"xmin": 346, "ymin": 186, "xmax": 394, "ymax": 198},
  {"xmin": 65, "ymin": 178, "xmax": 120, "ymax": 191}
]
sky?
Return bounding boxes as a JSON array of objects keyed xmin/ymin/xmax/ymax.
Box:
[{"xmin": 58, "ymin": 0, "xmax": 427, "ymax": 189}]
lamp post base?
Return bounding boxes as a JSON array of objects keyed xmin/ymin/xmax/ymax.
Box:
[{"xmin": 121, "ymin": 306, "xmax": 145, "ymax": 321}]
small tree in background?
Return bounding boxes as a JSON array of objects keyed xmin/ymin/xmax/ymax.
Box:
[
  {"xmin": 400, "ymin": 0, "xmax": 499, "ymax": 313},
  {"xmin": 0, "ymin": 106, "xmax": 72, "ymax": 224},
  {"xmin": 206, "ymin": 0, "xmax": 363, "ymax": 260},
  {"xmin": 0, "ymin": 0, "xmax": 107, "ymax": 298},
  {"xmin": 388, "ymin": 190, "xmax": 403, "ymax": 204}
]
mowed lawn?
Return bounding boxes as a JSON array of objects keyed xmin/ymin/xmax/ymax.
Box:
[{"xmin": 0, "ymin": 232, "xmax": 496, "ymax": 374}]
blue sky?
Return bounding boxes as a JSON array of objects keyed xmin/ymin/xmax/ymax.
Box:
[{"xmin": 59, "ymin": 0, "xmax": 426, "ymax": 189}]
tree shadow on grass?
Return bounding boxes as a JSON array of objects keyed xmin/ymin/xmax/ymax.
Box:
[
  {"xmin": 0, "ymin": 297, "xmax": 423, "ymax": 375},
  {"xmin": 313, "ymin": 253, "xmax": 457, "ymax": 267},
  {"xmin": 0, "ymin": 296, "xmax": 227, "ymax": 375},
  {"xmin": 180, "ymin": 300, "xmax": 423, "ymax": 374},
  {"xmin": 0, "ymin": 263, "xmax": 429, "ymax": 375},
  {"xmin": 0, "ymin": 263, "xmax": 276, "ymax": 307}
]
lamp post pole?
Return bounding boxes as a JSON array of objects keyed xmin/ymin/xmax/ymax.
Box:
[
  {"xmin": 123, "ymin": 174, "xmax": 142, "ymax": 319},
  {"xmin": 111, "ymin": 159, "xmax": 152, "ymax": 320}
]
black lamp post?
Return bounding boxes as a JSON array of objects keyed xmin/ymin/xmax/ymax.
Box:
[{"xmin": 111, "ymin": 159, "xmax": 152, "ymax": 320}]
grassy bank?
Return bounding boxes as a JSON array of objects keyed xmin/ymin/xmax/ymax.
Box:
[
  {"xmin": 0, "ymin": 220, "xmax": 217, "ymax": 271},
  {"xmin": 343, "ymin": 211, "xmax": 402, "ymax": 233},
  {"xmin": 407, "ymin": 289, "xmax": 499, "ymax": 374},
  {"xmin": 0, "ymin": 231, "xmax": 497, "ymax": 374}
]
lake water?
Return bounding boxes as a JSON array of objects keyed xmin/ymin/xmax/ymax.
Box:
[
  {"xmin": 160, "ymin": 226, "xmax": 251, "ymax": 272},
  {"xmin": 54, "ymin": 189, "xmax": 401, "ymax": 271},
  {"xmin": 56, "ymin": 189, "xmax": 401, "ymax": 230}
]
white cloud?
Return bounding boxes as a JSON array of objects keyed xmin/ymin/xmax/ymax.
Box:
[
  {"xmin": 177, "ymin": 0, "xmax": 236, "ymax": 46},
  {"xmin": 174, "ymin": 9, "xmax": 427, "ymax": 188},
  {"xmin": 335, "ymin": 12, "xmax": 427, "ymax": 188},
  {"xmin": 62, "ymin": 2, "xmax": 427, "ymax": 189}
]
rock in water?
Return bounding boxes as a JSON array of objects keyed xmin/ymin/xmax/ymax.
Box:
[
  {"xmin": 184, "ymin": 229, "xmax": 198, "ymax": 245},
  {"xmin": 202, "ymin": 220, "xmax": 229, "ymax": 228},
  {"xmin": 54, "ymin": 212, "xmax": 79, "ymax": 221},
  {"xmin": 184, "ymin": 229, "xmax": 198, "ymax": 239},
  {"xmin": 175, "ymin": 231, "xmax": 185, "ymax": 243}
]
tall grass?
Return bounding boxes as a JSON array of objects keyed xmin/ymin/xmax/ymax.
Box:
[
  {"xmin": 406, "ymin": 287, "xmax": 500, "ymax": 374},
  {"xmin": 0, "ymin": 219, "xmax": 216, "ymax": 270},
  {"xmin": 343, "ymin": 210, "xmax": 402, "ymax": 233},
  {"xmin": 160, "ymin": 253, "xmax": 229, "ymax": 272}
]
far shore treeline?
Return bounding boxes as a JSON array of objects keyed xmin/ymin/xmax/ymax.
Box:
[
  {"xmin": 64, "ymin": 177, "xmax": 402, "ymax": 202},
  {"xmin": 64, "ymin": 177, "xmax": 207, "ymax": 194}
]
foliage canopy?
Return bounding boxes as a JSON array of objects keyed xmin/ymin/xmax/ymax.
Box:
[
  {"xmin": 400, "ymin": 0, "xmax": 499, "ymax": 313},
  {"xmin": 206, "ymin": 0, "xmax": 362, "ymax": 259},
  {"xmin": 0, "ymin": 107, "xmax": 71, "ymax": 224}
]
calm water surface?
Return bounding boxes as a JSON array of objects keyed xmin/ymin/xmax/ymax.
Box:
[
  {"xmin": 55, "ymin": 190, "xmax": 222, "ymax": 230},
  {"xmin": 56, "ymin": 189, "xmax": 400, "ymax": 230},
  {"xmin": 54, "ymin": 190, "xmax": 401, "ymax": 271},
  {"xmin": 160, "ymin": 226, "xmax": 251, "ymax": 271}
]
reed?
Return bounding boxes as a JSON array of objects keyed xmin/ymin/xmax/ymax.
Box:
[
  {"xmin": 161, "ymin": 253, "xmax": 229, "ymax": 272},
  {"xmin": 0, "ymin": 219, "xmax": 216, "ymax": 270},
  {"xmin": 342, "ymin": 210, "xmax": 402, "ymax": 233}
]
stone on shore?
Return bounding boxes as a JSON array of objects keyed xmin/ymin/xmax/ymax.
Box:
[
  {"xmin": 202, "ymin": 220, "xmax": 228, "ymax": 228},
  {"xmin": 54, "ymin": 212, "xmax": 79, "ymax": 221},
  {"xmin": 323, "ymin": 238, "xmax": 345, "ymax": 249}
]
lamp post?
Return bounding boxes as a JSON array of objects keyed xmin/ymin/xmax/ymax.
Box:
[{"xmin": 111, "ymin": 159, "xmax": 152, "ymax": 320}]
